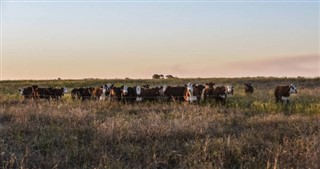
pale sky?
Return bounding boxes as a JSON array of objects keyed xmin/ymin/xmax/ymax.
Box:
[{"xmin": 1, "ymin": 1, "xmax": 319, "ymax": 80}]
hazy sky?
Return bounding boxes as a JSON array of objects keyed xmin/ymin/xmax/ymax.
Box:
[{"xmin": 1, "ymin": 1, "xmax": 319, "ymax": 80}]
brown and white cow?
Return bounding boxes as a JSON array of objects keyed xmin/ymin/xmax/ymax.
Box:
[
  {"xmin": 211, "ymin": 85, "xmax": 233, "ymax": 105},
  {"xmin": 92, "ymin": 84, "xmax": 112, "ymax": 101},
  {"xmin": 109, "ymin": 86, "xmax": 123, "ymax": 102},
  {"xmin": 161, "ymin": 85, "xmax": 186, "ymax": 102},
  {"xmin": 184, "ymin": 83, "xmax": 205, "ymax": 103},
  {"xmin": 274, "ymin": 84, "xmax": 297, "ymax": 103},
  {"xmin": 201, "ymin": 82, "xmax": 215, "ymax": 102},
  {"xmin": 244, "ymin": 83, "xmax": 254, "ymax": 95}
]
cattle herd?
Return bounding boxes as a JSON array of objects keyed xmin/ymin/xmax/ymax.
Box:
[{"xmin": 18, "ymin": 83, "xmax": 298, "ymax": 104}]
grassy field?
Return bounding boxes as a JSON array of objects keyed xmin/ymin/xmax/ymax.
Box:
[{"xmin": 0, "ymin": 77, "xmax": 320, "ymax": 168}]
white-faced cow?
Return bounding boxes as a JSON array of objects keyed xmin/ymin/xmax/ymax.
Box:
[
  {"xmin": 211, "ymin": 85, "xmax": 233, "ymax": 105},
  {"xmin": 184, "ymin": 83, "xmax": 205, "ymax": 103},
  {"xmin": 274, "ymin": 84, "xmax": 297, "ymax": 103},
  {"xmin": 92, "ymin": 84, "xmax": 112, "ymax": 101},
  {"xmin": 121, "ymin": 85, "xmax": 141, "ymax": 103}
]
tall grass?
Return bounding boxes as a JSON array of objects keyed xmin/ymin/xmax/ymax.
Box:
[{"xmin": 0, "ymin": 77, "xmax": 319, "ymax": 168}]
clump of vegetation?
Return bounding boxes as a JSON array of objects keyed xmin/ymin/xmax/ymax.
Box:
[{"xmin": 0, "ymin": 77, "xmax": 319, "ymax": 168}]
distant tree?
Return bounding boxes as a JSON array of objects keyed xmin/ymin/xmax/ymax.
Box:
[
  {"xmin": 159, "ymin": 74, "xmax": 164, "ymax": 79},
  {"xmin": 166, "ymin": 75, "xmax": 174, "ymax": 79},
  {"xmin": 152, "ymin": 74, "xmax": 160, "ymax": 79}
]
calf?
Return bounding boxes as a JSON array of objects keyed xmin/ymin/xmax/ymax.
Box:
[
  {"xmin": 244, "ymin": 83, "xmax": 254, "ymax": 95},
  {"xmin": 274, "ymin": 84, "xmax": 297, "ymax": 103}
]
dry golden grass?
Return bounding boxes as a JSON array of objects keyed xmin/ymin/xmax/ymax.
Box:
[{"xmin": 0, "ymin": 77, "xmax": 320, "ymax": 168}]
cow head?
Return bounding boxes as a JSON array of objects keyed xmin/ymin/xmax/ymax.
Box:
[
  {"xmin": 289, "ymin": 84, "xmax": 297, "ymax": 94},
  {"xmin": 160, "ymin": 85, "xmax": 168, "ymax": 95},
  {"xmin": 19, "ymin": 88, "xmax": 24, "ymax": 95},
  {"xmin": 226, "ymin": 85, "xmax": 234, "ymax": 95},
  {"xmin": 122, "ymin": 85, "xmax": 128, "ymax": 95},
  {"xmin": 186, "ymin": 82, "xmax": 194, "ymax": 97},
  {"xmin": 63, "ymin": 87, "xmax": 68, "ymax": 94},
  {"xmin": 136, "ymin": 86, "xmax": 141, "ymax": 96},
  {"xmin": 205, "ymin": 82, "xmax": 215, "ymax": 89},
  {"xmin": 103, "ymin": 83, "xmax": 113, "ymax": 95}
]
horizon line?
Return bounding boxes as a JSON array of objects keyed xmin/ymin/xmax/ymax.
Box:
[{"xmin": 1, "ymin": 76, "xmax": 320, "ymax": 81}]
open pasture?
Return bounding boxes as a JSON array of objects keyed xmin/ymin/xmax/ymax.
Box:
[{"xmin": 0, "ymin": 77, "xmax": 320, "ymax": 168}]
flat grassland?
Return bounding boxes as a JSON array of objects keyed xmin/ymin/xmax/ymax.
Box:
[{"xmin": 0, "ymin": 77, "xmax": 319, "ymax": 169}]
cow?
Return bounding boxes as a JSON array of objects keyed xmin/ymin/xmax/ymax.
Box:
[
  {"xmin": 213, "ymin": 86, "xmax": 228, "ymax": 105},
  {"xmin": 121, "ymin": 85, "xmax": 141, "ymax": 103},
  {"xmin": 71, "ymin": 87, "xmax": 94, "ymax": 100},
  {"xmin": 92, "ymin": 84, "xmax": 112, "ymax": 101},
  {"xmin": 19, "ymin": 86, "xmax": 36, "ymax": 99},
  {"xmin": 109, "ymin": 86, "xmax": 123, "ymax": 102},
  {"xmin": 184, "ymin": 83, "xmax": 205, "ymax": 103},
  {"xmin": 201, "ymin": 83, "xmax": 215, "ymax": 102},
  {"xmin": 161, "ymin": 85, "xmax": 186, "ymax": 102},
  {"xmin": 51, "ymin": 87, "xmax": 68, "ymax": 100},
  {"xmin": 35, "ymin": 87, "xmax": 52, "ymax": 100},
  {"xmin": 226, "ymin": 85, "xmax": 234, "ymax": 96},
  {"xmin": 274, "ymin": 84, "xmax": 297, "ymax": 103},
  {"xmin": 139, "ymin": 86, "xmax": 161, "ymax": 102},
  {"xmin": 20, "ymin": 86, "xmax": 67, "ymax": 100},
  {"xmin": 244, "ymin": 83, "xmax": 254, "ymax": 95}
]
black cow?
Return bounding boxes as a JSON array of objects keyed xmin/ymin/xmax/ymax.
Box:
[
  {"xmin": 35, "ymin": 87, "xmax": 52, "ymax": 100},
  {"xmin": 51, "ymin": 87, "xmax": 68, "ymax": 100},
  {"xmin": 71, "ymin": 87, "xmax": 94, "ymax": 100},
  {"xmin": 19, "ymin": 86, "xmax": 36, "ymax": 99},
  {"xmin": 274, "ymin": 84, "xmax": 297, "ymax": 103},
  {"xmin": 121, "ymin": 86, "xmax": 140, "ymax": 103},
  {"xmin": 244, "ymin": 83, "xmax": 254, "ymax": 95},
  {"xmin": 139, "ymin": 86, "xmax": 161, "ymax": 102}
]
